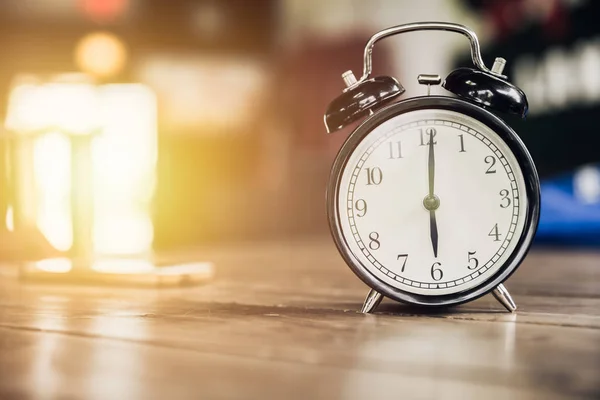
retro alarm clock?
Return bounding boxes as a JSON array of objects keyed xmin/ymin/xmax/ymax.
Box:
[{"xmin": 324, "ymin": 22, "xmax": 540, "ymax": 313}]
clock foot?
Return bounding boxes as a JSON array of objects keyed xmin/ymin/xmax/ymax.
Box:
[
  {"xmin": 360, "ymin": 289, "xmax": 384, "ymax": 314},
  {"xmin": 492, "ymin": 284, "xmax": 517, "ymax": 313}
]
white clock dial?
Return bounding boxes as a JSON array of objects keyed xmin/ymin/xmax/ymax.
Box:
[{"xmin": 337, "ymin": 108, "xmax": 528, "ymax": 296}]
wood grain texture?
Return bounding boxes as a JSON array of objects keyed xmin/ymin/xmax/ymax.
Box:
[{"xmin": 0, "ymin": 238, "xmax": 599, "ymax": 399}]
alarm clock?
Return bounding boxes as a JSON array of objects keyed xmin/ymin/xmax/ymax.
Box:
[{"xmin": 324, "ymin": 22, "xmax": 540, "ymax": 313}]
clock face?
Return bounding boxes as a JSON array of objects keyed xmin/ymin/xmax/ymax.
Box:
[{"xmin": 336, "ymin": 107, "xmax": 529, "ymax": 296}]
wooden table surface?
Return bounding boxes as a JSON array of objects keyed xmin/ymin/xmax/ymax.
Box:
[{"xmin": 0, "ymin": 238, "xmax": 598, "ymax": 400}]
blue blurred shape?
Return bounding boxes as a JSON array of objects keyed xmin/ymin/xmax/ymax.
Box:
[{"xmin": 537, "ymin": 165, "xmax": 600, "ymax": 246}]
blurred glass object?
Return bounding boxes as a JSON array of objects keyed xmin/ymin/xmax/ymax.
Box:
[
  {"xmin": 0, "ymin": 0, "xmax": 277, "ymax": 247},
  {"xmin": 33, "ymin": 132, "xmax": 73, "ymax": 251},
  {"xmin": 92, "ymin": 84, "xmax": 157, "ymax": 256},
  {"xmin": 3, "ymin": 73, "xmax": 158, "ymax": 267},
  {"xmin": 5, "ymin": 75, "xmax": 100, "ymax": 134}
]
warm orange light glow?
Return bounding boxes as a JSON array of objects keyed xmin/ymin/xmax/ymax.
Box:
[
  {"xmin": 79, "ymin": 0, "xmax": 129, "ymax": 22},
  {"xmin": 75, "ymin": 32, "xmax": 127, "ymax": 78}
]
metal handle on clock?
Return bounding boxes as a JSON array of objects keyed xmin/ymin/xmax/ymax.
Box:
[{"xmin": 344, "ymin": 21, "xmax": 506, "ymax": 93}]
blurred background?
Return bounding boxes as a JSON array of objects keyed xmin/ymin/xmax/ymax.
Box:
[{"xmin": 0, "ymin": 0, "xmax": 598, "ymax": 267}]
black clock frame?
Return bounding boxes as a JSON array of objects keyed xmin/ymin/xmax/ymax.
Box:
[{"xmin": 327, "ymin": 96, "xmax": 540, "ymax": 307}]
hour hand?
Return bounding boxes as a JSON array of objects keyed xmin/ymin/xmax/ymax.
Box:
[{"xmin": 429, "ymin": 210, "xmax": 438, "ymax": 258}]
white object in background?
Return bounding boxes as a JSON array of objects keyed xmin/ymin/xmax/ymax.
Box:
[{"xmin": 574, "ymin": 165, "xmax": 600, "ymax": 204}]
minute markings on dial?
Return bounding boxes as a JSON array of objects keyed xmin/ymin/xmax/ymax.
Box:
[{"xmin": 346, "ymin": 119, "xmax": 520, "ymax": 289}]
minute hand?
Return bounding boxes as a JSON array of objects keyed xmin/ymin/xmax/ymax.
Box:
[{"xmin": 427, "ymin": 133, "xmax": 439, "ymax": 258}]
